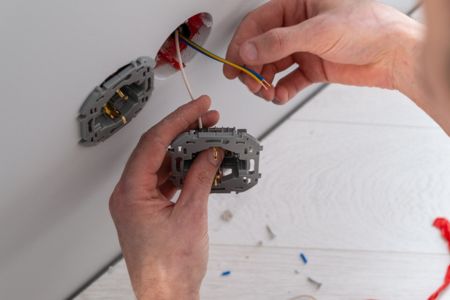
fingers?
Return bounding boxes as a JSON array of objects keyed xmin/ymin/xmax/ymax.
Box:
[
  {"xmin": 224, "ymin": 0, "xmax": 287, "ymax": 79},
  {"xmin": 240, "ymin": 72, "xmax": 264, "ymax": 94},
  {"xmin": 156, "ymin": 110, "xmax": 220, "ymax": 186},
  {"xmin": 255, "ymin": 65, "xmax": 276, "ymax": 101},
  {"xmin": 223, "ymin": 0, "xmax": 318, "ymax": 99},
  {"xmin": 274, "ymin": 67, "xmax": 313, "ymax": 104},
  {"xmin": 188, "ymin": 110, "xmax": 220, "ymax": 131},
  {"xmin": 239, "ymin": 22, "xmax": 314, "ymax": 66},
  {"xmin": 122, "ymin": 96, "xmax": 212, "ymax": 182},
  {"xmin": 176, "ymin": 148, "xmax": 224, "ymax": 210},
  {"xmin": 257, "ymin": 57, "xmax": 295, "ymax": 101}
]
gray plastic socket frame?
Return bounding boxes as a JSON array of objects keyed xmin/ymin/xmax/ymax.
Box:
[
  {"xmin": 78, "ymin": 57, "xmax": 155, "ymax": 146},
  {"xmin": 169, "ymin": 127, "xmax": 263, "ymax": 193}
]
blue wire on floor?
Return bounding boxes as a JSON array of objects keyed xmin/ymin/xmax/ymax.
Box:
[{"xmin": 300, "ymin": 252, "xmax": 308, "ymax": 265}]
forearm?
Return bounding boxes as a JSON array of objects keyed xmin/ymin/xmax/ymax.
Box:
[{"xmin": 394, "ymin": 20, "xmax": 450, "ymax": 135}]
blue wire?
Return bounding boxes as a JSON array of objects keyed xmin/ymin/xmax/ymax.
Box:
[
  {"xmin": 181, "ymin": 38, "xmax": 224, "ymax": 64},
  {"xmin": 245, "ymin": 67, "xmax": 265, "ymax": 81},
  {"xmin": 300, "ymin": 253, "xmax": 308, "ymax": 264}
]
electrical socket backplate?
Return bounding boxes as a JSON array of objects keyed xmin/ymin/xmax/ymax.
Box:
[
  {"xmin": 169, "ymin": 127, "xmax": 263, "ymax": 193},
  {"xmin": 78, "ymin": 56, "xmax": 155, "ymax": 146}
]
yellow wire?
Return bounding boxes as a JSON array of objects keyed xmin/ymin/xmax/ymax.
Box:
[
  {"xmin": 179, "ymin": 33, "xmax": 271, "ymax": 89},
  {"xmin": 180, "ymin": 34, "xmax": 263, "ymax": 86}
]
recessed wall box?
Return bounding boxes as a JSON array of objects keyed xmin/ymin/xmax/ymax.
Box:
[
  {"xmin": 169, "ymin": 127, "xmax": 263, "ymax": 193},
  {"xmin": 78, "ymin": 57, "xmax": 155, "ymax": 146}
]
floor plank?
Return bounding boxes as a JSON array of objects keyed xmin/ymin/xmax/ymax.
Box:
[
  {"xmin": 208, "ymin": 120, "xmax": 450, "ymax": 254},
  {"xmin": 76, "ymin": 118, "xmax": 450, "ymax": 300},
  {"xmin": 288, "ymin": 85, "xmax": 438, "ymax": 129},
  {"xmin": 76, "ymin": 245, "xmax": 449, "ymax": 300}
]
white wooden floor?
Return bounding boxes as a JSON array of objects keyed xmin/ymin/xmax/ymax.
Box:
[{"xmin": 76, "ymin": 82, "xmax": 450, "ymax": 300}]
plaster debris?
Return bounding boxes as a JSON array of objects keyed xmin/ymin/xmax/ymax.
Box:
[
  {"xmin": 266, "ymin": 225, "xmax": 276, "ymax": 240},
  {"xmin": 307, "ymin": 277, "xmax": 322, "ymax": 290},
  {"xmin": 220, "ymin": 210, "xmax": 233, "ymax": 222}
]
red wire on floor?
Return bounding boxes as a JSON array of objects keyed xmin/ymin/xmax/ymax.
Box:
[{"xmin": 429, "ymin": 218, "xmax": 450, "ymax": 300}]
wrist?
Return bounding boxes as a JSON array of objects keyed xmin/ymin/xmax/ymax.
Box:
[
  {"xmin": 130, "ymin": 266, "xmax": 201, "ymax": 300},
  {"xmin": 137, "ymin": 281, "xmax": 200, "ymax": 300},
  {"xmin": 392, "ymin": 19, "xmax": 426, "ymax": 107},
  {"xmin": 124, "ymin": 253, "xmax": 205, "ymax": 300}
]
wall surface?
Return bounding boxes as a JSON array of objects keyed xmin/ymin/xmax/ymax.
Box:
[{"xmin": 0, "ymin": 1, "xmax": 417, "ymax": 299}]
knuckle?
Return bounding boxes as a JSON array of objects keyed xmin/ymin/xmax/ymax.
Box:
[
  {"xmin": 108, "ymin": 181, "xmax": 147, "ymax": 220},
  {"xmin": 139, "ymin": 128, "xmax": 153, "ymax": 145},
  {"xmin": 140, "ymin": 128, "xmax": 165, "ymax": 150},
  {"xmin": 268, "ymin": 30, "xmax": 285, "ymax": 51},
  {"xmin": 108, "ymin": 183, "xmax": 124, "ymax": 219}
]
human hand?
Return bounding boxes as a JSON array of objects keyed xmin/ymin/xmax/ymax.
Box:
[
  {"xmin": 109, "ymin": 96, "xmax": 224, "ymax": 300},
  {"xmin": 224, "ymin": 0, "xmax": 422, "ymax": 104}
]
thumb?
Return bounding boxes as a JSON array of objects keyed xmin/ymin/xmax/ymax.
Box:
[
  {"xmin": 239, "ymin": 21, "xmax": 316, "ymax": 65},
  {"xmin": 177, "ymin": 147, "xmax": 224, "ymax": 208}
]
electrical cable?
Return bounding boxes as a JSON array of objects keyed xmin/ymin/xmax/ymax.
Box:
[
  {"xmin": 178, "ymin": 33, "xmax": 271, "ymax": 90},
  {"xmin": 175, "ymin": 30, "xmax": 203, "ymax": 129},
  {"xmin": 179, "ymin": 33, "xmax": 270, "ymax": 89}
]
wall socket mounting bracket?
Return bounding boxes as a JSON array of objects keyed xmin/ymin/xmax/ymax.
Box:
[
  {"xmin": 169, "ymin": 127, "xmax": 263, "ymax": 193},
  {"xmin": 78, "ymin": 56, "xmax": 155, "ymax": 146}
]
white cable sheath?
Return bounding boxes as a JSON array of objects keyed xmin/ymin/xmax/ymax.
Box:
[{"xmin": 175, "ymin": 30, "xmax": 203, "ymax": 129}]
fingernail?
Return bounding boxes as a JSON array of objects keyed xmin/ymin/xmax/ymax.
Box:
[{"xmin": 241, "ymin": 42, "xmax": 258, "ymax": 61}]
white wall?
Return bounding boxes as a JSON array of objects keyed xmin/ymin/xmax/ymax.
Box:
[{"xmin": 0, "ymin": 0, "xmax": 417, "ymax": 299}]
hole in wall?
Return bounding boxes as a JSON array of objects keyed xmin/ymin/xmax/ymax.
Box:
[{"xmin": 154, "ymin": 12, "xmax": 213, "ymax": 79}]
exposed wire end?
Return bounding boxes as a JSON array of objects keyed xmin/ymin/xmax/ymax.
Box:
[
  {"xmin": 263, "ymin": 80, "xmax": 272, "ymax": 89},
  {"xmin": 179, "ymin": 33, "xmax": 270, "ymax": 90},
  {"xmin": 258, "ymin": 79, "xmax": 271, "ymax": 90},
  {"xmin": 175, "ymin": 30, "xmax": 203, "ymax": 129},
  {"xmin": 261, "ymin": 81, "xmax": 271, "ymax": 90},
  {"xmin": 244, "ymin": 67, "xmax": 272, "ymax": 89}
]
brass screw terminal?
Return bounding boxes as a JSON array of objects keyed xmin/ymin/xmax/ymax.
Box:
[{"xmin": 116, "ymin": 89, "xmax": 128, "ymax": 100}]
